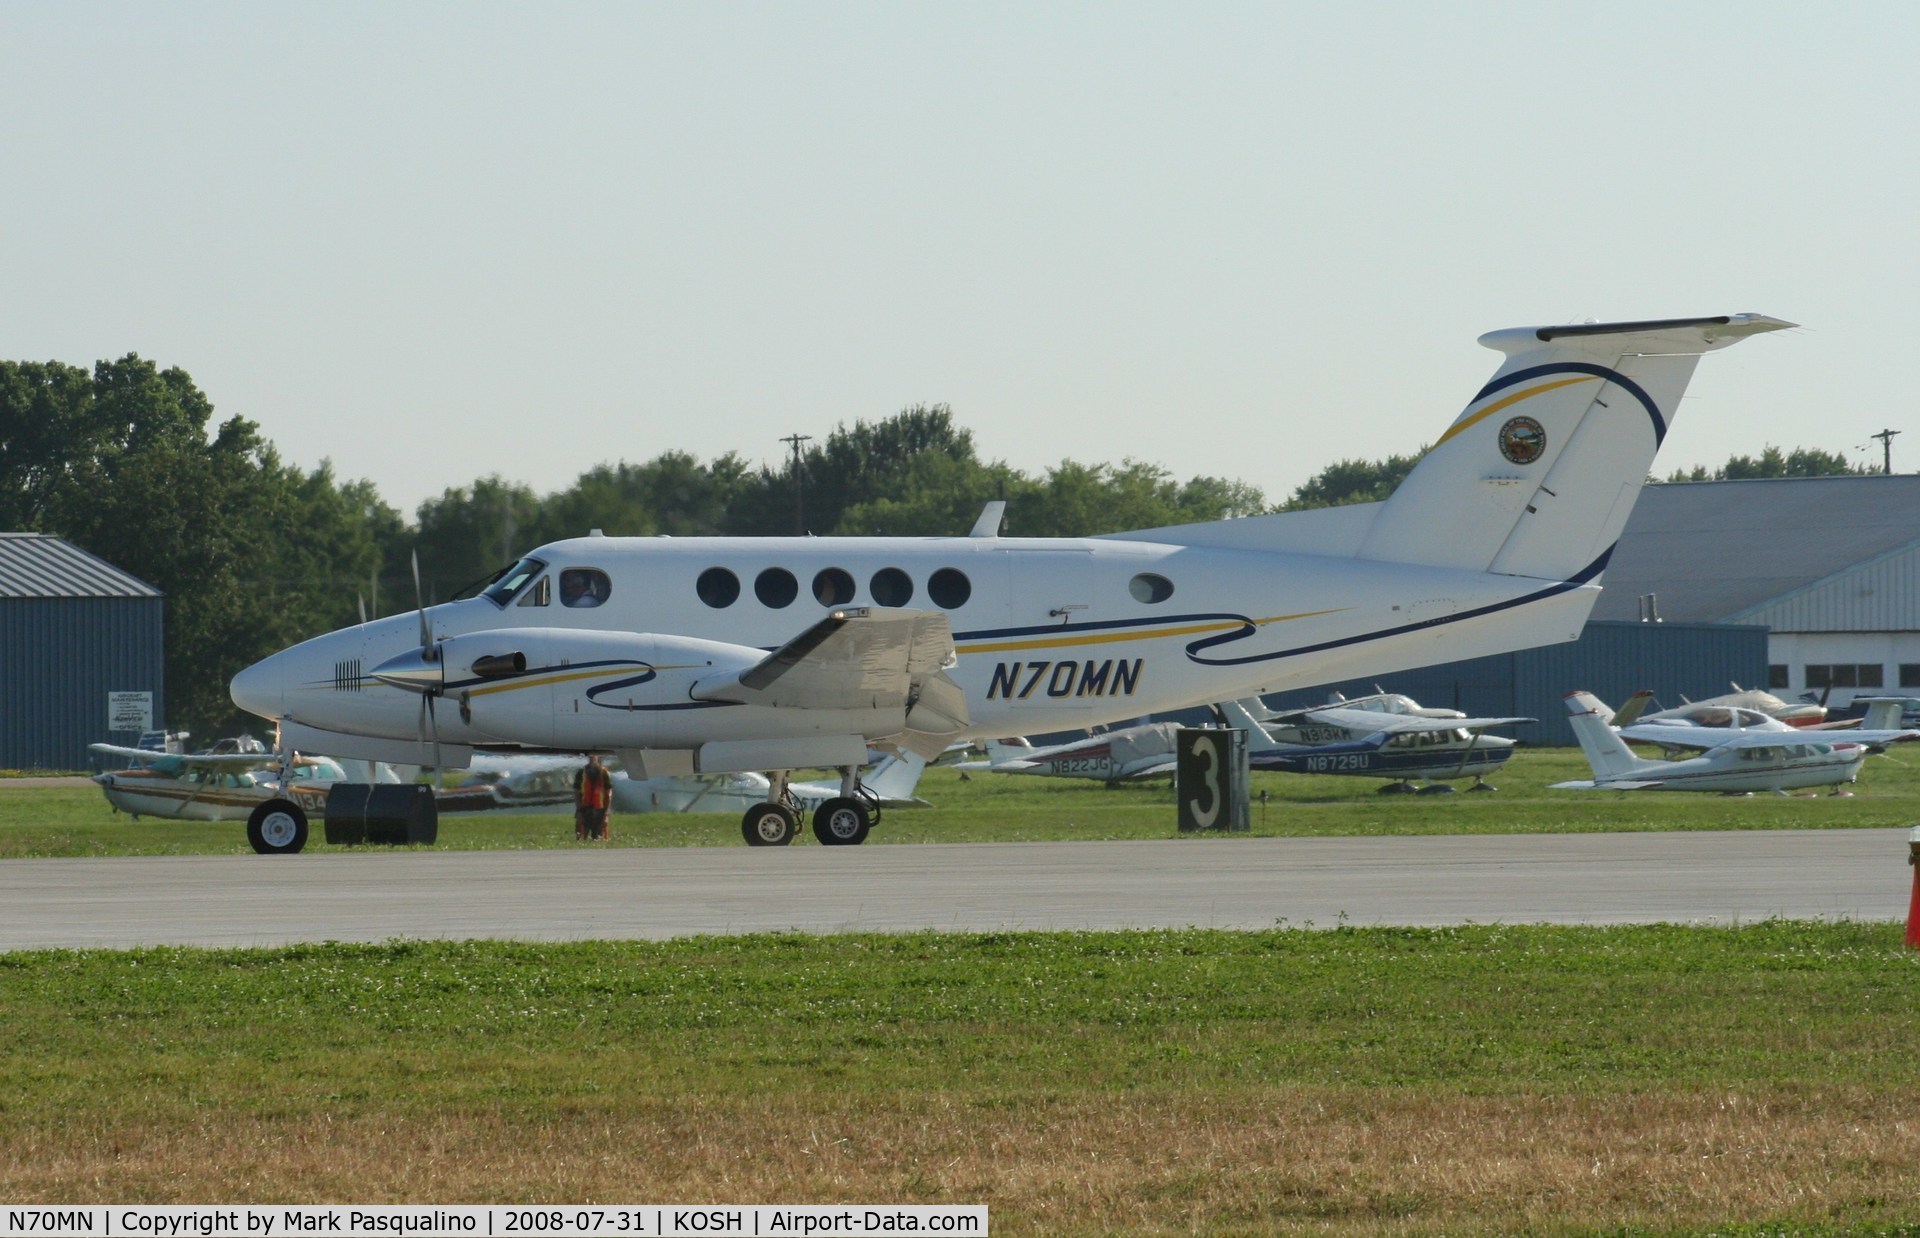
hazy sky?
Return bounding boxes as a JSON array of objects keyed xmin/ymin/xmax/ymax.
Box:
[{"xmin": 4, "ymin": 2, "xmax": 1915, "ymax": 519}]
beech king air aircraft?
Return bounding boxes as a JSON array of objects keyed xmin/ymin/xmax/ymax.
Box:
[{"xmin": 231, "ymin": 314, "xmax": 1789, "ymax": 851}]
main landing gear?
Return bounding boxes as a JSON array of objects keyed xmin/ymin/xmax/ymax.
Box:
[{"xmin": 738, "ymin": 767, "xmax": 881, "ymax": 847}]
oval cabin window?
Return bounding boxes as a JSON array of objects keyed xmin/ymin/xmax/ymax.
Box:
[
  {"xmin": 927, "ymin": 567, "xmax": 971, "ymax": 609},
  {"xmin": 696, "ymin": 567, "xmax": 740, "ymax": 609},
  {"xmin": 755, "ymin": 567, "xmax": 799, "ymax": 608},
  {"xmin": 1129, "ymin": 572, "xmax": 1174, "ymax": 604},
  {"xmin": 870, "ymin": 567, "xmax": 913, "ymax": 607},
  {"xmin": 813, "ymin": 567, "xmax": 855, "ymax": 606}
]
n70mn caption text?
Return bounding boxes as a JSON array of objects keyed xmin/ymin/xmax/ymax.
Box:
[{"xmin": 2, "ymin": 1209, "xmax": 985, "ymax": 1238}]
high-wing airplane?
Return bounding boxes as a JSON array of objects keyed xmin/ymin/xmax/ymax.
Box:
[
  {"xmin": 231, "ymin": 314, "xmax": 1789, "ymax": 850},
  {"xmin": 1553, "ymin": 690, "xmax": 1918, "ymax": 794},
  {"xmin": 89, "ymin": 740, "xmax": 363, "ymax": 847},
  {"xmin": 1215, "ymin": 699, "xmax": 1532, "ymax": 791}
]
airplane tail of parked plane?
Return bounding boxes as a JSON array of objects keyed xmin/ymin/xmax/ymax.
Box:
[
  {"xmin": 863, "ymin": 749, "xmax": 931, "ymax": 803},
  {"xmin": 1563, "ymin": 690, "xmax": 1654, "ymax": 781},
  {"xmin": 1215, "ymin": 698, "xmax": 1283, "ymax": 753}
]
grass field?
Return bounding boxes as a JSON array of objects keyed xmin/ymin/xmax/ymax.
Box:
[
  {"xmin": 8, "ymin": 746, "xmax": 1920, "ymax": 857},
  {"xmin": 1, "ymin": 924, "xmax": 1917, "ymax": 1233},
  {"xmin": 9, "ymin": 755, "xmax": 1920, "ymax": 1232}
]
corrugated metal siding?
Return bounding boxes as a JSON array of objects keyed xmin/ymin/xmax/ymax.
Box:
[
  {"xmin": 1, "ymin": 597, "xmax": 166, "ymax": 769},
  {"xmin": 0, "ymin": 533, "xmax": 162, "ymax": 599},
  {"xmin": 1262, "ymin": 620, "xmax": 1770, "ymax": 747},
  {"xmin": 1590, "ymin": 476, "xmax": 1920, "ymax": 623},
  {"xmin": 1732, "ymin": 542, "xmax": 1920, "ymax": 633}
]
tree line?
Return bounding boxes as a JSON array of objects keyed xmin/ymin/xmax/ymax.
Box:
[{"xmin": 0, "ymin": 354, "xmax": 1878, "ymax": 737}]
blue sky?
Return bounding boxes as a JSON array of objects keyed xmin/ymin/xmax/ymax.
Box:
[{"xmin": 3, "ymin": 2, "xmax": 1915, "ymax": 517}]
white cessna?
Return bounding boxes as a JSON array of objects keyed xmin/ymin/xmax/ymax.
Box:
[{"xmin": 232, "ymin": 314, "xmax": 1789, "ymax": 849}]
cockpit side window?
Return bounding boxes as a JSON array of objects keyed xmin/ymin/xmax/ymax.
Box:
[
  {"xmin": 517, "ymin": 575, "xmax": 552, "ymax": 607},
  {"xmin": 560, "ymin": 568, "xmax": 612, "ymax": 608},
  {"xmin": 483, "ymin": 557, "xmax": 548, "ymax": 607}
]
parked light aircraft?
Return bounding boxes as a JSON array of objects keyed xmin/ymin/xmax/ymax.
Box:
[
  {"xmin": 1216, "ymin": 698, "xmax": 1531, "ymax": 791},
  {"xmin": 954, "ymin": 723, "xmax": 1185, "ymax": 784},
  {"xmin": 89, "ymin": 739, "xmax": 365, "ymax": 849},
  {"xmin": 1554, "ymin": 690, "xmax": 1918, "ymax": 794},
  {"xmin": 1610, "ymin": 684, "xmax": 1828, "ymax": 729},
  {"xmin": 231, "ymin": 314, "xmax": 1789, "ymax": 850}
]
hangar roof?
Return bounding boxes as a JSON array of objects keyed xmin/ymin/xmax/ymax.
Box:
[
  {"xmin": 1591, "ymin": 475, "xmax": 1920, "ymax": 624},
  {"xmin": 0, "ymin": 533, "xmax": 162, "ymax": 599}
]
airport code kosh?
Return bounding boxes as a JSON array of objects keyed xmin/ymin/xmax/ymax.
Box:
[
  {"xmin": 985, "ymin": 658, "xmax": 1142, "ymax": 700},
  {"xmin": 0, "ymin": 1208, "xmax": 987, "ymax": 1238}
]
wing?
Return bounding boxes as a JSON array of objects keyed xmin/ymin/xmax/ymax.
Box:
[
  {"xmin": 1302, "ymin": 709, "xmax": 1532, "ymax": 735},
  {"xmin": 691, "ymin": 607, "xmax": 969, "ymax": 759},
  {"xmin": 1552, "ymin": 778, "xmax": 1667, "ymax": 790},
  {"xmin": 88, "ymin": 743, "xmax": 279, "ymax": 771}
]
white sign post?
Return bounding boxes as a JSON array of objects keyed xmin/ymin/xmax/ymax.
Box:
[{"xmin": 108, "ymin": 691, "xmax": 153, "ymax": 733}]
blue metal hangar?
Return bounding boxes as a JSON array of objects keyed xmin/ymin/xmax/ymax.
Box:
[{"xmin": 0, "ymin": 534, "xmax": 165, "ymax": 770}]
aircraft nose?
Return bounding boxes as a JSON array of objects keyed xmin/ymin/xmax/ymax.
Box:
[{"xmin": 230, "ymin": 654, "xmax": 285, "ymax": 720}]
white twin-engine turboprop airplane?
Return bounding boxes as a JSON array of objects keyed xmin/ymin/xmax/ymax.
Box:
[{"xmin": 231, "ymin": 314, "xmax": 1790, "ymax": 850}]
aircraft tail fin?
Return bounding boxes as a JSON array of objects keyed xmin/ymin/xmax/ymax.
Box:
[
  {"xmin": 1215, "ymin": 698, "xmax": 1283, "ymax": 753},
  {"xmin": 1608, "ymin": 689, "xmax": 1657, "ymax": 727},
  {"xmin": 986, "ymin": 738, "xmax": 1033, "ymax": 766},
  {"xmin": 864, "ymin": 750, "xmax": 931, "ymax": 804},
  {"xmin": 1357, "ymin": 315, "xmax": 1794, "ymax": 580},
  {"xmin": 1563, "ymin": 690, "xmax": 1651, "ymax": 780}
]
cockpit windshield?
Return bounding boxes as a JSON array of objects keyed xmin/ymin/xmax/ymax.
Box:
[{"xmin": 482, "ymin": 557, "xmax": 547, "ymax": 607}]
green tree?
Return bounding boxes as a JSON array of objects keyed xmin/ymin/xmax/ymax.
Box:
[
  {"xmin": 1280, "ymin": 453, "xmax": 1423, "ymax": 510},
  {"xmin": 0, "ymin": 355, "xmax": 399, "ymax": 734},
  {"xmin": 1665, "ymin": 445, "xmax": 1868, "ymax": 482}
]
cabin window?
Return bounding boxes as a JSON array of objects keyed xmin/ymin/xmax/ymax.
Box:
[
  {"xmin": 1130, "ymin": 572, "xmax": 1174, "ymax": 604},
  {"xmin": 696, "ymin": 567, "xmax": 740, "ymax": 609},
  {"xmin": 928, "ymin": 567, "xmax": 971, "ymax": 609},
  {"xmin": 755, "ymin": 568, "xmax": 799, "ymax": 608},
  {"xmin": 814, "ymin": 567, "xmax": 855, "ymax": 606},
  {"xmin": 483, "ymin": 557, "xmax": 547, "ymax": 606},
  {"xmin": 560, "ymin": 568, "xmax": 611, "ymax": 608},
  {"xmin": 517, "ymin": 575, "xmax": 551, "ymax": 607},
  {"xmin": 871, "ymin": 567, "xmax": 913, "ymax": 607}
]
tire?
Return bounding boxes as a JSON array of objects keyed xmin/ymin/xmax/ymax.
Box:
[
  {"xmin": 247, "ymin": 798, "xmax": 309, "ymax": 854},
  {"xmin": 741, "ymin": 803, "xmax": 797, "ymax": 847},
  {"xmin": 811, "ymin": 796, "xmax": 870, "ymax": 846}
]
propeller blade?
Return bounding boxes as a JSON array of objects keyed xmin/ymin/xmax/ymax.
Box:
[
  {"xmin": 357, "ymin": 593, "xmax": 368, "ymax": 626},
  {"xmin": 412, "ymin": 550, "xmax": 431, "ymax": 650}
]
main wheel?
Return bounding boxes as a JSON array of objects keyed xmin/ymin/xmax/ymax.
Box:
[
  {"xmin": 812, "ymin": 796, "xmax": 871, "ymax": 846},
  {"xmin": 741, "ymin": 802, "xmax": 798, "ymax": 846},
  {"xmin": 247, "ymin": 798, "xmax": 309, "ymax": 854}
]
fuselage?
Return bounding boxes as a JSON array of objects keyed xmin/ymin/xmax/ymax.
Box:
[
  {"xmin": 231, "ymin": 531, "xmax": 1596, "ymax": 764},
  {"xmin": 1604, "ymin": 740, "xmax": 1867, "ymax": 793}
]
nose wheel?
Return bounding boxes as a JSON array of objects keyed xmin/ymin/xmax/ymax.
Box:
[{"xmin": 247, "ymin": 799, "xmax": 309, "ymax": 854}]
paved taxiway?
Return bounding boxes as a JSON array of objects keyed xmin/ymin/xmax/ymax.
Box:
[{"xmin": 1, "ymin": 828, "xmax": 1910, "ymax": 950}]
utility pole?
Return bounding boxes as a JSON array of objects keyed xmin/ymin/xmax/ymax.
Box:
[
  {"xmin": 780, "ymin": 433, "xmax": 812, "ymax": 534},
  {"xmin": 1871, "ymin": 428, "xmax": 1901, "ymax": 475}
]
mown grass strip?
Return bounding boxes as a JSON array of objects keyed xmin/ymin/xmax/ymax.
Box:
[
  {"xmin": 11, "ymin": 748, "xmax": 1920, "ymax": 857},
  {"xmin": 2, "ymin": 923, "xmax": 1917, "ymax": 1232}
]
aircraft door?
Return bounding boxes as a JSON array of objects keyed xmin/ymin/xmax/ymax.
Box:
[{"xmin": 996, "ymin": 550, "xmax": 1109, "ymax": 721}]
